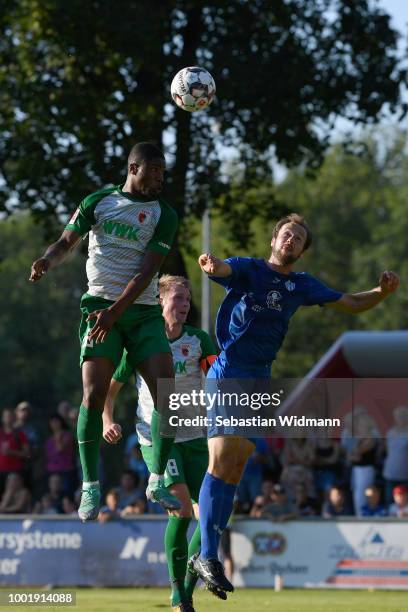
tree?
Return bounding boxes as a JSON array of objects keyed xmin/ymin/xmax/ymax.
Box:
[{"xmin": 0, "ymin": 0, "xmax": 405, "ymax": 256}]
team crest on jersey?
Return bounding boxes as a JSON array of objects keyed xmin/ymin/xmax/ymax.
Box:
[
  {"xmin": 138, "ymin": 210, "xmax": 150, "ymax": 224},
  {"xmin": 285, "ymin": 280, "xmax": 296, "ymax": 292},
  {"xmin": 266, "ymin": 290, "xmax": 282, "ymax": 311},
  {"xmin": 181, "ymin": 344, "xmax": 190, "ymax": 356}
]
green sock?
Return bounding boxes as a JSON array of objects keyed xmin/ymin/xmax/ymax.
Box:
[
  {"xmin": 165, "ymin": 516, "xmax": 191, "ymax": 606},
  {"xmin": 185, "ymin": 522, "xmax": 201, "ymax": 599},
  {"xmin": 150, "ymin": 408, "xmax": 175, "ymax": 474},
  {"xmin": 76, "ymin": 404, "xmax": 103, "ymax": 483}
]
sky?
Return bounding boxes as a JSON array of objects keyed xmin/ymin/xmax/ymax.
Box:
[{"xmin": 380, "ymin": 0, "xmax": 408, "ymax": 35}]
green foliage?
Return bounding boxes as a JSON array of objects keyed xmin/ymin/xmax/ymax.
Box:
[{"xmin": 0, "ymin": 0, "xmax": 405, "ymax": 244}]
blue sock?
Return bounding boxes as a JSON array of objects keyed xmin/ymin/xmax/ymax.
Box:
[
  {"xmin": 199, "ymin": 473, "xmax": 226, "ymax": 560},
  {"xmin": 215, "ymin": 482, "xmax": 237, "ymax": 552},
  {"xmin": 220, "ymin": 482, "xmax": 237, "ymax": 531}
]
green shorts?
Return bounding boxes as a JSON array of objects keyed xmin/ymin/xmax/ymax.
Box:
[
  {"xmin": 79, "ymin": 293, "xmax": 171, "ymax": 368},
  {"xmin": 141, "ymin": 438, "xmax": 208, "ymax": 504}
]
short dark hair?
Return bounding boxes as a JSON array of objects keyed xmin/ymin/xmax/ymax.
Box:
[
  {"xmin": 272, "ymin": 213, "xmax": 312, "ymax": 251},
  {"xmin": 127, "ymin": 142, "xmax": 165, "ymax": 168}
]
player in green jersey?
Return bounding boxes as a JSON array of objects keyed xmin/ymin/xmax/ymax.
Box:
[
  {"xmin": 103, "ymin": 275, "xmax": 220, "ymax": 612},
  {"xmin": 29, "ymin": 143, "xmax": 181, "ymax": 520}
]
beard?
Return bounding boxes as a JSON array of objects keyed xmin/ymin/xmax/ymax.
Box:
[{"xmin": 272, "ymin": 246, "xmax": 300, "ymax": 265}]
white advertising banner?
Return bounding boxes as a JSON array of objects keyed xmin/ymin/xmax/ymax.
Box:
[{"xmin": 231, "ymin": 519, "xmax": 408, "ymax": 589}]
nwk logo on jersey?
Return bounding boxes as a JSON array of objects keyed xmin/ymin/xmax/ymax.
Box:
[{"xmin": 103, "ymin": 220, "xmax": 140, "ymax": 241}]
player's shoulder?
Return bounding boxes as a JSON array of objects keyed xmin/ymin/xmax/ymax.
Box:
[
  {"xmin": 81, "ymin": 185, "xmax": 118, "ymax": 209},
  {"xmin": 158, "ymin": 197, "xmax": 178, "ymax": 221},
  {"xmin": 226, "ymin": 256, "xmax": 259, "ymax": 269},
  {"xmin": 183, "ymin": 324, "xmax": 210, "ymax": 341}
]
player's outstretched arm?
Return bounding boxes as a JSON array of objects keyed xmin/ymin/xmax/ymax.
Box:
[
  {"xmin": 103, "ymin": 379, "xmax": 124, "ymax": 444},
  {"xmin": 29, "ymin": 229, "xmax": 82, "ymax": 282},
  {"xmin": 327, "ymin": 271, "xmax": 400, "ymax": 314},
  {"xmin": 198, "ymin": 253, "xmax": 232, "ymax": 277}
]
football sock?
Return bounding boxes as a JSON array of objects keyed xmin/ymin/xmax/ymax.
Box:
[
  {"xmin": 184, "ymin": 522, "xmax": 201, "ymax": 599},
  {"xmin": 220, "ymin": 482, "xmax": 237, "ymax": 531},
  {"xmin": 216, "ymin": 482, "xmax": 237, "ymax": 549},
  {"xmin": 150, "ymin": 409, "xmax": 175, "ymax": 474},
  {"xmin": 76, "ymin": 404, "xmax": 102, "ymax": 483},
  {"xmin": 165, "ymin": 516, "xmax": 191, "ymax": 606},
  {"xmin": 199, "ymin": 472, "xmax": 226, "ymax": 560}
]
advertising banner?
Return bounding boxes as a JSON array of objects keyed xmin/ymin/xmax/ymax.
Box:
[
  {"xmin": 231, "ymin": 519, "xmax": 408, "ymax": 589},
  {"xmin": 1, "ymin": 518, "xmax": 407, "ymax": 588}
]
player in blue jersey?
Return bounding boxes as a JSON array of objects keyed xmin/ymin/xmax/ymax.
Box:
[{"xmin": 191, "ymin": 213, "xmax": 400, "ymax": 592}]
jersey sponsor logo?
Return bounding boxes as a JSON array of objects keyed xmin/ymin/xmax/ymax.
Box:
[
  {"xmin": 158, "ymin": 241, "xmax": 170, "ymax": 250},
  {"xmin": 103, "ymin": 220, "xmax": 140, "ymax": 241},
  {"xmin": 68, "ymin": 208, "xmax": 80, "ymax": 224},
  {"xmin": 174, "ymin": 360, "xmax": 187, "ymax": 374},
  {"xmin": 266, "ymin": 290, "xmax": 282, "ymax": 311},
  {"xmin": 181, "ymin": 344, "xmax": 190, "ymax": 356},
  {"xmin": 285, "ymin": 280, "xmax": 296, "ymax": 291}
]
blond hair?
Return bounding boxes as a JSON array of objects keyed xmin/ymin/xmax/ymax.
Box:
[{"xmin": 159, "ymin": 274, "xmax": 191, "ymax": 298}]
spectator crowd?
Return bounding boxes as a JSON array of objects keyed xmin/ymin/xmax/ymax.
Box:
[{"xmin": 0, "ymin": 401, "xmax": 408, "ymax": 521}]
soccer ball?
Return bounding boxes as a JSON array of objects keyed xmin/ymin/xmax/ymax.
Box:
[{"xmin": 170, "ymin": 66, "xmax": 216, "ymax": 112}]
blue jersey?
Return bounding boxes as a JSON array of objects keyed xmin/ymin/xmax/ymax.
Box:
[{"xmin": 210, "ymin": 257, "xmax": 342, "ymax": 372}]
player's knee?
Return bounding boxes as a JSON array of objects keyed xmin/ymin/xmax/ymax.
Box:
[{"xmin": 82, "ymin": 386, "xmax": 106, "ymax": 410}]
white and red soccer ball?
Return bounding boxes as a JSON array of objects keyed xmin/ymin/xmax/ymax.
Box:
[{"xmin": 170, "ymin": 66, "xmax": 216, "ymax": 112}]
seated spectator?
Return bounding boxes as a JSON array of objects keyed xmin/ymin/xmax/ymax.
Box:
[
  {"xmin": 280, "ymin": 464, "xmax": 315, "ymax": 500},
  {"xmin": 361, "ymin": 485, "xmax": 387, "ymax": 517},
  {"xmin": 114, "ymin": 470, "xmax": 145, "ymax": 510},
  {"xmin": 0, "ymin": 408, "xmax": 30, "ymax": 496},
  {"xmin": 33, "ymin": 493, "xmax": 60, "ymax": 515},
  {"xmin": 237, "ymin": 438, "xmax": 268, "ymax": 513},
  {"xmin": 120, "ymin": 498, "xmax": 146, "ymax": 516},
  {"xmin": 62, "ymin": 494, "xmax": 78, "ymax": 516},
  {"xmin": 0, "ymin": 472, "xmax": 31, "ymax": 514},
  {"xmin": 125, "ymin": 442, "xmax": 149, "ymax": 487},
  {"xmin": 383, "ymin": 406, "xmax": 408, "ymax": 506},
  {"xmin": 37, "ymin": 473, "xmax": 65, "ymax": 514},
  {"xmin": 250, "ymin": 480, "xmax": 274, "ymax": 518},
  {"xmin": 388, "ymin": 485, "xmax": 408, "ymax": 518},
  {"xmin": 322, "ymin": 486, "xmax": 352, "ymax": 518},
  {"xmin": 98, "ymin": 489, "xmax": 121, "ymax": 523},
  {"xmin": 260, "ymin": 484, "xmax": 298, "ymax": 521},
  {"xmin": 293, "ymin": 483, "xmax": 318, "ymax": 516},
  {"xmin": 45, "ymin": 414, "xmax": 77, "ymax": 494}
]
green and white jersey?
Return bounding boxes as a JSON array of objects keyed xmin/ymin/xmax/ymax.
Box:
[
  {"xmin": 65, "ymin": 185, "xmax": 178, "ymax": 304},
  {"xmin": 136, "ymin": 325, "xmax": 217, "ymax": 445}
]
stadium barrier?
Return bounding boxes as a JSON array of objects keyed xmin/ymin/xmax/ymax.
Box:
[{"xmin": 0, "ymin": 516, "xmax": 407, "ymax": 589}]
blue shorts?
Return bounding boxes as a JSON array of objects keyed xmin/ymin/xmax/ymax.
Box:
[{"xmin": 206, "ymin": 355, "xmax": 272, "ymax": 438}]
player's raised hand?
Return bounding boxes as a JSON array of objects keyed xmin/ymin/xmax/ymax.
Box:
[
  {"xmin": 103, "ymin": 421, "xmax": 122, "ymax": 444},
  {"xmin": 29, "ymin": 257, "xmax": 50, "ymax": 282},
  {"xmin": 87, "ymin": 308, "xmax": 117, "ymax": 344},
  {"xmin": 379, "ymin": 271, "xmax": 400, "ymax": 295},
  {"xmin": 198, "ymin": 253, "xmax": 233, "ymax": 278}
]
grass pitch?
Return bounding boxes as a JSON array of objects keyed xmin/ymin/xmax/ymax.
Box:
[{"xmin": 10, "ymin": 587, "xmax": 408, "ymax": 612}]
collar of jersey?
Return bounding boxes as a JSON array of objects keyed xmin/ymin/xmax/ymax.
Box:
[
  {"xmin": 117, "ymin": 184, "xmax": 158, "ymax": 203},
  {"xmin": 168, "ymin": 325, "xmax": 186, "ymax": 344},
  {"xmin": 258, "ymin": 258, "xmax": 297, "ymax": 278}
]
